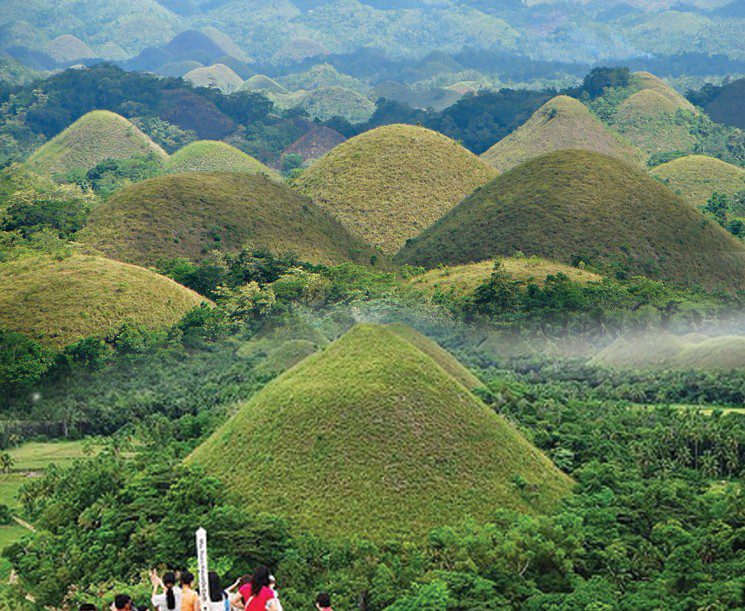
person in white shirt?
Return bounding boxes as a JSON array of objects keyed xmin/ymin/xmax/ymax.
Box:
[{"xmin": 150, "ymin": 570, "xmax": 182, "ymax": 611}]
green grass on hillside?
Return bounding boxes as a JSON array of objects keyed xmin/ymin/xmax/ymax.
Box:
[
  {"xmin": 183, "ymin": 63, "xmax": 244, "ymax": 93},
  {"xmin": 239, "ymin": 74, "xmax": 289, "ymax": 94},
  {"xmin": 297, "ymin": 86, "xmax": 376, "ymax": 123},
  {"xmin": 408, "ymin": 257, "xmax": 603, "ymax": 296},
  {"xmin": 165, "ymin": 140, "xmax": 281, "ymax": 180},
  {"xmin": 481, "ymin": 95, "xmax": 645, "ymax": 171},
  {"xmin": 80, "ymin": 172, "xmax": 384, "ymax": 267},
  {"xmin": 189, "ymin": 323, "xmax": 572, "ymax": 540},
  {"xmin": 294, "ymin": 124, "xmax": 498, "ymax": 253},
  {"xmin": 611, "ymin": 90, "xmax": 698, "ymax": 155},
  {"xmin": 650, "ymin": 155, "xmax": 745, "ymax": 208},
  {"xmin": 28, "ymin": 110, "xmax": 168, "ymax": 175},
  {"xmin": 0, "ymin": 253, "xmax": 207, "ymax": 348},
  {"xmin": 591, "ymin": 332, "xmax": 745, "ymax": 371},
  {"xmin": 396, "ymin": 150, "xmax": 745, "ymax": 292}
]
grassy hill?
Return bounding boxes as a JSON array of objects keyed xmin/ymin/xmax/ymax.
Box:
[
  {"xmin": 183, "ymin": 63, "xmax": 244, "ymax": 93},
  {"xmin": 650, "ymin": 155, "xmax": 745, "ymax": 208},
  {"xmin": 271, "ymin": 38, "xmax": 329, "ymax": 64},
  {"xmin": 28, "ymin": 110, "xmax": 168, "ymax": 175},
  {"xmin": 633, "ymin": 72, "xmax": 698, "ymax": 113},
  {"xmin": 297, "ymin": 86, "xmax": 376, "ymax": 123},
  {"xmin": 481, "ymin": 95, "xmax": 645, "ymax": 171},
  {"xmin": 0, "ymin": 253, "xmax": 206, "ymax": 348},
  {"xmin": 165, "ymin": 140, "xmax": 281, "ymax": 180},
  {"xmin": 396, "ymin": 150, "xmax": 745, "ymax": 292},
  {"xmin": 408, "ymin": 257, "xmax": 603, "ymax": 297},
  {"xmin": 591, "ymin": 332, "xmax": 745, "ymax": 371},
  {"xmin": 611, "ymin": 89, "xmax": 698, "ymax": 155},
  {"xmin": 294, "ymin": 124, "xmax": 498, "ymax": 253},
  {"xmin": 239, "ymin": 74, "xmax": 288, "ymax": 94},
  {"xmin": 79, "ymin": 172, "xmax": 384, "ymax": 267},
  {"xmin": 188, "ymin": 323, "xmax": 572, "ymax": 540},
  {"xmin": 46, "ymin": 34, "xmax": 95, "ymax": 63}
]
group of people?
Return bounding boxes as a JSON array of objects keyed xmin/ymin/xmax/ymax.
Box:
[{"xmin": 78, "ymin": 566, "xmax": 334, "ymax": 611}]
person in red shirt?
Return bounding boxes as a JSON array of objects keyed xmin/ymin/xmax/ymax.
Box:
[
  {"xmin": 238, "ymin": 566, "xmax": 275, "ymax": 611},
  {"xmin": 315, "ymin": 592, "xmax": 333, "ymax": 611}
]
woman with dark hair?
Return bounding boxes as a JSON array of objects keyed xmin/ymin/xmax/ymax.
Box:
[
  {"xmin": 238, "ymin": 566, "xmax": 275, "ymax": 611},
  {"xmin": 229, "ymin": 574, "xmax": 252, "ymax": 610},
  {"xmin": 150, "ymin": 570, "xmax": 181, "ymax": 611},
  {"xmin": 180, "ymin": 571, "xmax": 200, "ymax": 611},
  {"xmin": 207, "ymin": 571, "xmax": 228, "ymax": 611}
]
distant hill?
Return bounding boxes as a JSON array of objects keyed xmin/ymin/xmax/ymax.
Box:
[
  {"xmin": 238, "ymin": 74, "xmax": 289, "ymax": 94},
  {"xmin": 183, "ymin": 63, "xmax": 244, "ymax": 93},
  {"xmin": 27, "ymin": 110, "xmax": 168, "ymax": 175},
  {"xmin": 271, "ymin": 38, "xmax": 329, "ymax": 64},
  {"xmin": 481, "ymin": 95, "xmax": 645, "ymax": 171},
  {"xmin": 396, "ymin": 150, "xmax": 745, "ymax": 291},
  {"xmin": 79, "ymin": 172, "xmax": 384, "ymax": 267},
  {"xmin": 294, "ymin": 124, "xmax": 497, "ymax": 253},
  {"xmin": 277, "ymin": 125, "xmax": 346, "ymax": 167},
  {"xmin": 408, "ymin": 257, "xmax": 603, "ymax": 296},
  {"xmin": 45, "ymin": 35, "xmax": 95, "ymax": 63},
  {"xmin": 0, "ymin": 254, "xmax": 206, "ymax": 349},
  {"xmin": 297, "ymin": 86, "xmax": 376, "ymax": 123},
  {"xmin": 650, "ymin": 155, "xmax": 745, "ymax": 207},
  {"xmin": 165, "ymin": 140, "xmax": 281, "ymax": 180},
  {"xmin": 591, "ymin": 332, "xmax": 745, "ymax": 371},
  {"xmin": 188, "ymin": 323, "xmax": 572, "ymax": 540}
]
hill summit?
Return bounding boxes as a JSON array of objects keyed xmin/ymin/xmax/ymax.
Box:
[
  {"xmin": 397, "ymin": 150, "xmax": 745, "ymax": 291},
  {"xmin": 165, "ymin": 140, "xmax": 280, "ymax": 180},
  {"xmin": 294, "ymin": 124, "xmax": 498, "ymax": 253},
  {"xmin": 481, "ymin": 95, "xmax": 645, "ymax": 171},
  {"xmin": 650, "ymin": 155, "xmax": 745, "ymax": 208},
  {"xmin": 79, "ymin": 172, "xmax": 383, "ymax": 267},
  {"xmin": 28, "ymin": 110, "xmax": 168, "ymax": 175},
  {"xmin": 189, "ymin": 323, "xmax": 572, "ymax": 540}
]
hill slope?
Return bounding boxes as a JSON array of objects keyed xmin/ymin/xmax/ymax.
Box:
[
  {"xmin": 79, "ymin": 172, "xmax": 383, "ymax": 267},
  {"xmin": 28, "ymin": 110, "xmax": 168, "ymax": 175},
  {"xmin": 650, "ymin": 155, "xmax": 745, "ymax": 208},
  {"xmin": 0, "ymin": 254, "xmax": 206, "ymax": 348},
  {"xmin": 408, "ymin": 257, "xmax": 603, "ymax": 297},
  {"xmin": 188, "ymin": 323, "xmax": 572, "ymax": 540},
  {"xmin": 183, "ymin": 63, "xmax": 244, "ymax": 93},
  {"xmin": 591, "ymin": 332, "xmax": 745, "ymax": 371},
  {"xmin": 481, "ymin": 96, "xmax": 645, "ymax": 171},
  {"xmin": 165, "ymin": 140, "xmax": 281, "ymax": 180},
  {"xmin": 396, "ymin": 150, "xmax": 745, "ymax": 291},
  {"xmin": 294, "ymin": 124, "xmax": 498, "ymax": 253}
]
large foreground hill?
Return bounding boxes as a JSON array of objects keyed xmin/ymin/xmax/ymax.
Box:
[
  {"xmin": 189, "ymin": 323, "xmax": 573, "ymax": 540},
  {"xmin": 397, "ymin": 150, "xmax": 745, "ymax": 291}
]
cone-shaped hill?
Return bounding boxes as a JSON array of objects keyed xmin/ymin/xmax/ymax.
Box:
[
  {"xmin": 188, "ymin": 323, "xmax": 573, "ymax": 540},
  {"xmin": 165, "ymin": 140, "xmax": 281, "ymax": 180},
  {"xmin": 294, "ymin": 124, "xmax": 498, "ymax": 253},
  {"xmin": 28, "ymin": 111, "xmax": 168, "ymax": 175},
  {"xmin": 481, "ymin": 96, "xmax": 645, "ymax": 172},
  {"xmin": 183, "ymin": 63, "xmax": 244, "ymax": 93},
  {"xmin": 650, "ymin": 155, "xmax": 745, "ymax": 208},
  {"xmin": 396, "ymin": 150, "xmax": 745, "ymax": 292},
  {"xmin": 239, "ymin": 75, "xmax": 288, "ymax": 94},
  {"xmin": 79, "ymin": 172, "xmax": 384, "ymax": 267},
  {"xmin": 0, "ymin": 254, "xmax": 207, "ymax": 349}
]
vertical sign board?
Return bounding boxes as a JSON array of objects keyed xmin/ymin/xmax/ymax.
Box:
[{"xmin": 196, "ymin": 527, "xmax": 210, "ymax": 611}]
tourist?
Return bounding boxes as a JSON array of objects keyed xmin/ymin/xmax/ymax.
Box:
[
  {"xmin": 113, "ymin": 594, "xmax": 133, "ymax": 610},
  {"xmin": 229, "ymin": 574, "xmax": 252, "ymax": 609},
  {"xmin": 266, "ymin": 575, "xmax": 283, "ymax": 611},
  {"xmin": 239, "ymin": 566, "xmax": 276, "ymax": 611},
  {"xmin": 207, "ymin": 571, "xmax": 229, "ymax": 611},
  {"xmin": 315, "ymin": 592, "xmax": 333, "ymax": 611},
  {"xmin": 180, "ymin": 571, "xmax": 200, "ymax": 611},
  {"xmin": 150, "ymin": 570, "xmax": 181, "ymax": 611}
]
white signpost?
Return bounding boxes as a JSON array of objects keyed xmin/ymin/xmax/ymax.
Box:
[{"xmin": 196, "ymin": 527, "xmax": 210, "ymax": 611}]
